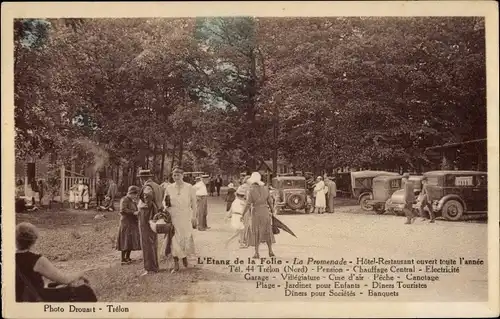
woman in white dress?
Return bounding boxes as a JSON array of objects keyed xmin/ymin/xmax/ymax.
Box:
[
  {"xmin": 81, "ymin": 183, "xmax": 90, "ymax": 210},
  {"xmin": 163, "ymin": 167, "xmax": 197, "ymax": 273},
  {"xmin": 69, "ymin": 183, "xmax": 77, "ymax": 209},
  {"xmin": 313, "ymin": 176, "xmax": 328, "ymax": 214}
]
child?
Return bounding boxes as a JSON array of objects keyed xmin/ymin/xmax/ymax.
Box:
[
  {"xmin": 81, "ymin": 183, "xmax": 90, "ymax": 210},
  {"xmin": 225, "ymin": 186, "xmax": 247, "ymax": 249},
  {"xmin": 225, "ymin": 183, "xmax": 236, "ymax": 212},
  {"xmin": 69, "ymin": 183, "xmax": 78, "ymax": 209}
]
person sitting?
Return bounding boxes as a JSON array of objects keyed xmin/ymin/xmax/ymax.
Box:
[{"xmin": 16, "ymin": 222, "xmax": 97, "ymax": 302}]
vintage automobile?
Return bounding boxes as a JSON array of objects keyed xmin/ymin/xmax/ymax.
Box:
[
  {"xmin": 387, "ymin": 171, "xmax": 487, "ymax": 220},
  {"xmin": 424, "ymin": 171, "xmax": 487, "ymax": 221},
  {"xmin": 366, "ymin": 175, "xmax": 405, "ymax": 214},
  {"xmin": 270, "ymin": 176, "xmax": 312, "ymax": 215},
  {"xmin": 350, "ymin": 170, "xmax": 400, "ymax": 211},
  {"xmin": 385, "ymin": 175, "xmax": 425, "ymax": 215}
]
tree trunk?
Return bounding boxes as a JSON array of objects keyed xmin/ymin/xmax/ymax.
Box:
[
  {"xmin": 160, "ymin": 143, "xmax": 166, "ymax": 181},
  {"xmin": 152, "ymin": 143, "xmax": 158, "ymax": 178},
  {"xmin": 272, "ymin": 113, "xmax": 279, "ymax": 177},
  {"xmin": 170, "ymin": 143, "xmax": 177, "ymax": 172},
  {"xmin": 178, "ymin": 136, "xmax": 184, "ymax": 167}
]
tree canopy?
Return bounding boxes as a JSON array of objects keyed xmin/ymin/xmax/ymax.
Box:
[{"xmin": 14, "ymin": 17, "xmax": 486, "ymax": 178}]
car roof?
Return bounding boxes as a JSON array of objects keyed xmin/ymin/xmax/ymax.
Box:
[
  {"xmin": 351, "ymin": 170, "xmax": 400, "ymax": 178},
  {"xmin": 273, "ymin": 176, "xmax": 306, "ymax": 181},
  {"xmin": 373, "ymin": 175, "xmax": 402, "ymax": 181},
  {"xmin": 424, "ymin": 170, "xmax": 487, "ymax": 176}
]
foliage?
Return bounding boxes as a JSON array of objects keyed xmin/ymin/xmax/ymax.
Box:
[{"xmin": 14, "ymin": 17, "xmax": 486, "ymax": 178}]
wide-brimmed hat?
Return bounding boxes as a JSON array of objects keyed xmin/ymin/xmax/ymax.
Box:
[
  {"xmin": 137, "ymin": 169, "xmax": 154, "ymax": 178},
  {"xmin": 247, "ymin": 172, "xmax": 264, "ymax": 186},
  {"xmin": 228, "ymin": 183, "xmax": 235, "ymax": 189},
  {"xmin": 316, "ymin": 176, "xmax": 323, "ymax": 180},
  {"xmin": 195, "ymin": 176, "xmax": 201, "ymax": 181},
  {"xmin": 127, "ymin": 185, "xmax": 139, "ymax": 195}
]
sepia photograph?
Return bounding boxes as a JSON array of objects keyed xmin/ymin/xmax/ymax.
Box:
[{"xmin": 2, "ymin": 1, "xmax": 499, "ymax": 318}]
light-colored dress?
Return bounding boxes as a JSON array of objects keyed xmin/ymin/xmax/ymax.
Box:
[
  {"xmin": 314, "ymin": 181, "xmax": 327, "ymax": 208},
  {"xmin": 82, "ymin": 185, "xmax": 90, "ymax": 203},
  {"xmin": 228, "ymin": 198, "xmax": 245, "ymax": 230},
  {"xmin": 69, "ymin": 185, "xmax": 77, "ymax": 203},
  {"xmin": 164, "ymin": 182, "xmax": 197, "ymax": 258}
]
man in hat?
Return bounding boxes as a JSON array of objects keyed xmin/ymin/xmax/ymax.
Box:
[
  {"xmin": 401, "ymin": 173, "xmax": 416, "ymax": 224},
  {"xmin": 215, "ymin": 175, "xmax": 223, "ymax": 196},
  {"xmin": 325, "ymin": 176, "xmax": 337, "ymax": 214},
  {"xmin": 164, "ymin": 167, "xmax": 197, "ymax": 272},
  {"xmin": 137, "ymin": 169, "xmax": 164, "ymax": 211},
  {"xmin": 193, "ymin": 176, "xmax": 209, "ymax": 231}
]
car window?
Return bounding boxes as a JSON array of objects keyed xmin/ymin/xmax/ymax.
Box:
[
  {"xmin": 475, "ymin": 175, "xmax": 487, "ymax": 187},
  {"xmin": 283, "ymin": 180, "xmax": 294, "ymax": 187},
  {"xmin": 426, "ymin": 177, "xmax": 439, "ymax": 186},
  {"xmin": 390, "ymin": 179, "xmax": 400, "ymax": 188},
  {"xmin": 454, "ymin": 176, "xmax": 474, "ymax": 187},
  {"xmin": 294, "ymin": 180, "xmax": 305, "ymax": 188}
]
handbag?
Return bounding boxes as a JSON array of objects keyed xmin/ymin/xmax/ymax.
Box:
[{"xmin": 149, "ymin": 212, "xmax": 172, "ymax": 234}]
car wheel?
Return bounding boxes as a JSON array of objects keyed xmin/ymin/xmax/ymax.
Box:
[
  {"xmin": 287, "ymin": 194, "xmax": 305, "ymax": 210},
  {"xmin": 359, "ymin": 194, "xmax": 373, "ymax": 211},
  {"xmin": 442, "ymin": 199, "xmax": 464, "ymax": 221}
]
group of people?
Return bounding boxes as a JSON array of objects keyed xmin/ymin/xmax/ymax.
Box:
[
  {"xmin": 308, "ymin": 175, "xmax": 337, "ymax": 214},
  {"xmin": 68, "ymin": 178, "xmax": 118, "ymax": 211},
  {"xmin": 115, "ymin": 167, "xmax": 197, "ymax": 276}
]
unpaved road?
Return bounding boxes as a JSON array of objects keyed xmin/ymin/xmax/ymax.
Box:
[{"xmin": 51, "ymin": 196, "xmax": 488, "ymax": 302}]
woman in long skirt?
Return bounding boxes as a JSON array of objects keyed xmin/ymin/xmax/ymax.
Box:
[
  {"xmin": 137, "ymin": 185, "xmax": 159, "ymax": 276},
  {"xmin": 241, "ymin": 172, "xmax": 276, "ymax": 259},
  {"xmin": 117, "ymin": 186, "xmax": 142, "ymax": 264}
]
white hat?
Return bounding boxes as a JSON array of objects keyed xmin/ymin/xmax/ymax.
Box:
[
  {"xmin": 228, "ymin": 183, "xmax": 235, "ymax": 189},
  {"xmin": 247, "ymin": 172, "xmax": 265, "ymax": 186},
  {"xmin": 236, "ymin": 186, "xmax": 247, "ymax": 196}
]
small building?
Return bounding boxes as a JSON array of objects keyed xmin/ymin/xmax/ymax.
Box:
[{"xmin": 424, "ymin": 138, "xmax": 487, "ymax": 171}]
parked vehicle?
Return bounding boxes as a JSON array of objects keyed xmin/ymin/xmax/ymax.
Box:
[
  {"xmin": 350, "ymin": 170, "xmax": 400, "ymax": 211},
  {"xmin": 422, "ymin": 170, "xmax": 487, "ymax": 221},
  {"xmin": 270, "ymin": 176, "xmax": 312, "ymax": 215},
  {"xmin": 385, "ymin": 175, "xmax": 425, "ymax": 215},
  {"xmin": 366, "ymin": 175, "xmax": 405, "ymax": 214},
  {"xmin": 183, "ymin": 171, "xmax": 205, "ymax": 184}
]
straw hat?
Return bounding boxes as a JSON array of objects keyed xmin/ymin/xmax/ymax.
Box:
[
  {"xmin": 247, "ymin": 172, "xmax": 265, "ymax": 186},
  {"xmin": 127, "ymin": 185, "xmax": 139, "ymax": 195},
  {"xmin": 236, "ymin": 186, "xmax": 247, "ymax": 196}
]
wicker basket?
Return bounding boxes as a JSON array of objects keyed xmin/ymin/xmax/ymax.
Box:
[{"xmin": 149, "ymin": 213, "xmax": 171, "ymax": 234}]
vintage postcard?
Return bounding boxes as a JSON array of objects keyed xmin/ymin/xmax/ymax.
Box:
[{"xmin": 2, "ymin": 1, "xmax": 499, "ymax": 318}]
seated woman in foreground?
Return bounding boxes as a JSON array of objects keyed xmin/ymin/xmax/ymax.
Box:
[{"xmin": 15, "ymin": 222, "xmax": 97, "ymax": 302}]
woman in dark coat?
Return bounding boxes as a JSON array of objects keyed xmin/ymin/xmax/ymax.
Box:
[
  {"xmin": 137, "ymin": 182, "xmax": 160, "ymax": 276},
  {"xmin": 117, "ymin": 186, "xmax": 141, "ymax": 264},
  {"xmin": 242, "ymin": 172, "xmax": 276, "ymax": 259}
]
